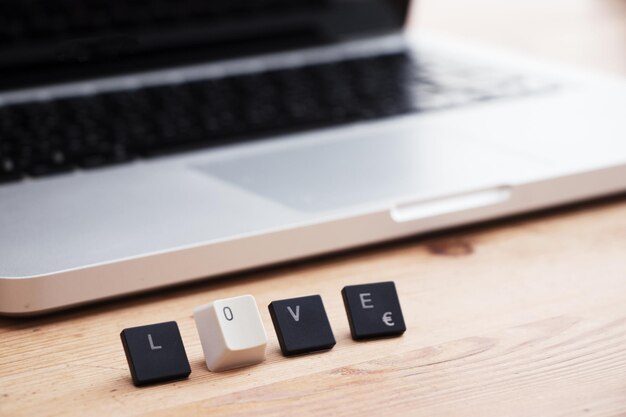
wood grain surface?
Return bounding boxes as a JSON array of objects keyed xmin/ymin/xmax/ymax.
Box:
[{"xmin": 1, "ymin": 1, "xmax": 626, "ymax": 416}]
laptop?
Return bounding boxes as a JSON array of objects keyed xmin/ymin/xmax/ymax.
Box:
[{"xmin": 1, "ymin": 0, "xmax": 625, "ymax": 315}]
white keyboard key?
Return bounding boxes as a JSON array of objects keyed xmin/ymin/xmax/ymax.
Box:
[{"xmin": 193, "ymin": 295, "xmax": 267, "ymax": 372}]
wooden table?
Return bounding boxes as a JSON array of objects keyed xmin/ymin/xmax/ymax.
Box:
[{"xmin": 2, "ymin": 1, "xmax": 625, "ymax": 416}]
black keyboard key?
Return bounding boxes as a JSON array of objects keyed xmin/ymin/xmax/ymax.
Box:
[
  {"xmin": 120, "ymin": 321, "xmax": 191, "ymax": 387},
  {"xmin": 268, "ymin": 295, "xmax": 336, "ymax": 356},
  {"xmin": 77, "ymin": 146, "xmax": 134, "ymax": 169},
  {"xmin": 342, "ymin": 282, "xmax": 406, "ymax": 340},
  {"xmin": 27, "ymin": 148, "xmax": 74, "ymax": 177},
  {"xmin": 0, "ymin": 156, "xmax": 24, "ymax": 183}
]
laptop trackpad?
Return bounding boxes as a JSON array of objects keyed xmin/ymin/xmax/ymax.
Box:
[{"xmin": 198, "ymin": 122, "xmax": 545, "ymax": 212}]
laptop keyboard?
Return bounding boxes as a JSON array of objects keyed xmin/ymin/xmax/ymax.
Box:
[{"xmin": 0, "ymin": 52, "xmax": 554, "ymax": 183}]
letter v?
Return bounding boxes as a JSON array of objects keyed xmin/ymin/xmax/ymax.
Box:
[{"xmin": 287, "ymin": 305, "xmax": 300, "ymax": 322}]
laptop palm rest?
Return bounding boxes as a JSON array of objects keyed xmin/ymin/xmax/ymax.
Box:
[{"xmin": 198, "ymin": 120, "xmax": 544, "ymax": 214}]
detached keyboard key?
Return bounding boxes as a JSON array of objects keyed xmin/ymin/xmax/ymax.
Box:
[
  {"xmin": 120, "ymin": 321, "xmax": 191, "ymax": 387},
  {"xmin": 268, "ymin": 295, "xmax": 336, "ymax": 356},
  {"xmin": 342, "ymin": 281, "xmax": 406, "ymax": 340},
  {"xmin": 194, "ymin": 295, "xmax": 268, "ymax": 372}
]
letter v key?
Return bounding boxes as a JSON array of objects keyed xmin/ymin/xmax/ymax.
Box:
[{"xmin": 287, "ymin": 305, "xmax": 300, "ymax": 322}]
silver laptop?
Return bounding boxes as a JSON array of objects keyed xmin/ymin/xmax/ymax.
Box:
[{"xmin": 1, "ymin": 0, "xmax": 625, "ymax": 315}]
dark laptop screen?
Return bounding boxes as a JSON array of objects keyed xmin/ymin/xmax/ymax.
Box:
[{"xmin": 0, "ymin": 0, "xmax": 409, "ymax": 91}]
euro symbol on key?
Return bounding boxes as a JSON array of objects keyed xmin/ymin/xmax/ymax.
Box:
[{"xmin": 382, "ymin": 312, "xmax": 395, "ymax": 327}]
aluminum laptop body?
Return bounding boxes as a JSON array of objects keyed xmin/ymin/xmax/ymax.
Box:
[{"xmin": 1, "ymin": 0, "xmax": 625, "ymax": 315}]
